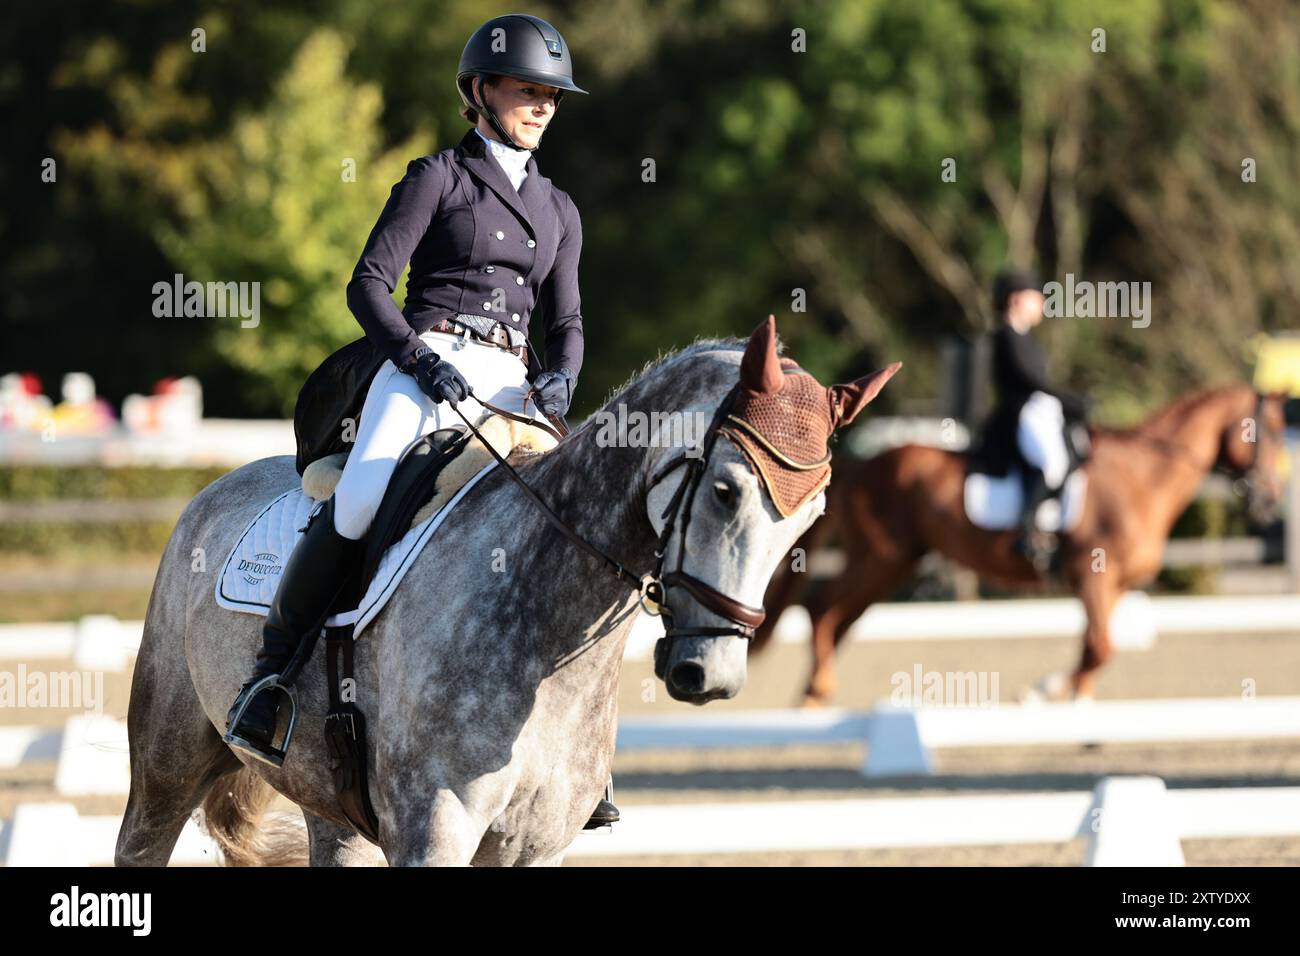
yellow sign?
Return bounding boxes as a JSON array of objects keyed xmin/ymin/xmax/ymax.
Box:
[{"xmin": 1252, "ymin": 334, "xmax": 1300, "ymax": 396}]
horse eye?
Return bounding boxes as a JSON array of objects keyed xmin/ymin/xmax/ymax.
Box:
[{"xmin": 713, "ymin": 481, "xmax": 734, "ymax": 505}]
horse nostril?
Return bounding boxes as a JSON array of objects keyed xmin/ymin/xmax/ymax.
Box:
[{"xmin": 669, "ymin": 662, "xmax": 705, "ymax": 694}]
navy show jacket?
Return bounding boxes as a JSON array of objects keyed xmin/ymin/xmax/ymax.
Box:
[{"xmin": 346, "ymin": 127, "xmax": 584, "ymax": 381}]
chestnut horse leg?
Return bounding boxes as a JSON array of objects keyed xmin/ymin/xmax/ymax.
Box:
[
  {"xmin": 802, "ymin": 552, "xmax": 917, "ymax": 706},
  {"xmin": 1070, "ymin": 570, "xmax": 1122, "ymax": 699}
]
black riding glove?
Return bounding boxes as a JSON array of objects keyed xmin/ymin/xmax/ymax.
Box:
[
  {"xmin": 404, "ymin": 347, "xmax": 469, "ymax": 406},
  {"xmin": 530, "ymin": 367, "xmax": 576, "ymax": 418}
]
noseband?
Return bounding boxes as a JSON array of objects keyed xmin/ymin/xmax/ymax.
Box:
[{"xmin": 448, "ymin": 383, "xmax": 766, "ymax": 644}]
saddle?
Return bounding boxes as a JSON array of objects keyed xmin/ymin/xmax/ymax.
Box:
[
  {"xmin": 294, "ymin": 337, "xmax": 387, "ymax": 477},
  {"xmin": 969, "ymin": 403, "xmax": 1091, "ymax": 480}
]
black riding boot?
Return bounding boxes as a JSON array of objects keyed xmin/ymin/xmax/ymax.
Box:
[
  {"xmin": 1013, "ymin": 465, "xmax": 1058, "ymax": 573},
  {"xmin": 224, "ymin": 498, "xmax": 362, "ymax": 766},
  {"xmin": 584, "ymin": 778, "xmax": 620, "ymax": 829}
]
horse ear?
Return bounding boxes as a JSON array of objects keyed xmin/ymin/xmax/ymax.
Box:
[
  {"xmin": 828, "ymin": 362, "xmax": 902, "ymax": 430},
  {"xmin": 740, "ymin": 315, "xmax": 785, "ymax": 394}
]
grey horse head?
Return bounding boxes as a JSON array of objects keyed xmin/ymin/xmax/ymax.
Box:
[{"xmin": 645, "ymin": 316, "xmax": 900, "ymax": 703}]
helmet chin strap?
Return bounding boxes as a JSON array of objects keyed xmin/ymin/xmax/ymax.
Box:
[{"xmin": 474, "ymin": 75, "xmax": 536, "ymax": 152}]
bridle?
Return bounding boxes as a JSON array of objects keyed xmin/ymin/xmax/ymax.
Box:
[
  {"xmin": 1241, "ymin": 392, "xmax": 1280, "ymax": 476},
  {"xmin": 446, "ymin": 382, "xmax": 766, "ymax": 643},
  {"xmin": 641, "ymin": 384, "xmax": 766, "ymax": 639}
]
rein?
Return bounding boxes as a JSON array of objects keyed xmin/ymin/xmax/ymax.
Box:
[
  {"xmin": 476, "ymin": 394, "xmax": 568, "ymax": 444},
  {"xmin": 446, "ymin": 384, "xmax": 764, "ymax": 641}
]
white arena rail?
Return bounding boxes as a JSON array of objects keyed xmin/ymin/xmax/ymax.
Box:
[
  {"xmin": 622, "ymin": 592, "xmax": 1300, "ymax": 659},
  {"xmin": 616, "ymin": 696, "xmax": 1300, "ymax": 776},
  {"xmin": 4, "ymin": 779, "xmax": 1298, "ymax": 866},
  {"xmin": 0, "ymin": 615, "xmax": 142, "ymax": 671},
  {"xmin": 5, "ymin": 698, "xmax": 1297, "ymax": 794},
  {"xmin": 1, "ymin": 593, "xmax": 1295, "ymax": 668}
]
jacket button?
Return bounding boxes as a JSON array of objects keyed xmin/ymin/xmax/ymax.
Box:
[
  {"xmin": 482, "ymin": 302, "xmax": 491, "ymax": 310},
  {"xmin": 515, "ymin": 276, "xmax": 524, "ymax": 285},
  {"xmin": 485, "ymin": 266, "xmax": 495, "ymax": 274},
  {"xmin": 526, "ymin": 239, "xmax": 536, "ymax": 248},
  {"xmin": 495, "ymin": 231, "xmax": 505, "ymax": 240},
  {"xmin": 512, "ymin": 313, "xmax": 520, "ymax": 322}
]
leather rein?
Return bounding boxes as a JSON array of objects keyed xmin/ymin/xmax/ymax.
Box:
[{"xmin": 446, "ymin": 383, "xmax": 765, "ymax": 641}]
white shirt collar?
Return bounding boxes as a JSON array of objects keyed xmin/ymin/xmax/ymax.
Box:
[{"xmin": 475, "ymin": 128, "xmax": 531, "ymax": 192}]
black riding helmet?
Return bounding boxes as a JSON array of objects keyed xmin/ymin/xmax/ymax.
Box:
[
  {"xmin": 457, "ymin": 14, "xmax": 588, "ymax": 152},
  {"xmin": 992, "ymin": 268, "xmax": 1043, "ymax": 313}
]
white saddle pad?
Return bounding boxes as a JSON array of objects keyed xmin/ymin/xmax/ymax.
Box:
[
  {"xmin": 215, "ymin": 462, "xmax": 498, "ymax": 639},
  {"xmin": 964, "ymin": 468, "xmax": 1087, "ymax": 533}
]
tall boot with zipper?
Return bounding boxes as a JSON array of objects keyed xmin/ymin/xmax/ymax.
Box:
[{"xmin": 224, "ymin": 497, "xmax": 363, "ymax": 766}]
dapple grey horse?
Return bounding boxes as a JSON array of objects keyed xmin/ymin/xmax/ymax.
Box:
[{"xmin": 114, "ymin": 318, "xmax": 897, "ymax": 866}]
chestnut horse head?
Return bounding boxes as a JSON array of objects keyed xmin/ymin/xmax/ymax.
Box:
[{"xmin": 1216, "ymin": 390, "xmax": 1288, "ymax": 523}]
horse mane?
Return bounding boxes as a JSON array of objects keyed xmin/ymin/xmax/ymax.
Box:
[
  {"xmin": 1096, "ymin": 383, "xmax": 1252, "ymax": 441},
  {"xmin": 587, "ymin": 334, "xmax": 768, "ymax": 415}
]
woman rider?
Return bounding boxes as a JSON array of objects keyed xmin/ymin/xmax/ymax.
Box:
[
  {"xmin": 985, "ymin": 268, "xmax": 1088, "ymax": 571},
  {"xmin": 223, "ymin": 14, "xmax": 619, "ymax": 828}
]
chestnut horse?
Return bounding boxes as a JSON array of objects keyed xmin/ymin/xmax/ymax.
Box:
[{"xmin": 753, "ymin": 385, "xmax": 1287, "ymax": 703}]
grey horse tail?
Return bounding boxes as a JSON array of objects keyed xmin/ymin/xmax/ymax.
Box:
[
  {"xmin": 200, "ymin": 767, "xmax": 308, "ymax": 866},
  {"xmin": 749, "ymin": 517, "xmax": 830, "ymax": 656}
]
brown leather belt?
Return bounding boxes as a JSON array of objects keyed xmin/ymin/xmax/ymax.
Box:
[{"xmin": 427, "ymin": 317, "xmax": 527, "ymax": 364}]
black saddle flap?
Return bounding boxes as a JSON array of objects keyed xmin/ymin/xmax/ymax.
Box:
[
  {"xmin": 294, "ymin": 338, "xmax": 385, "ymax": 476},
  {"xmin": 354, "ymin": 426, "xmax": 471, "ymax": 595}
]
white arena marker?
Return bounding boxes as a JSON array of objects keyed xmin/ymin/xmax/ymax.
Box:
[
  {"xmin": 862, "ymin": 704, "xmax": 931, "ymax": 777},
  {"xmin": 55, "ymin": 714, "xmax": 131, "ymax": 796},
  {"xmin": 1170, "ymin": 787, "xmax": 1300, "ymax": 839},
  {"xmin": 5, "ymin": 803, "xmax": 90, "ymax": 867},
  {"xmin": 1083, "ymin": 776, "xmax": 1185, "ymax": 867},
  {"xmin": 570, "ymin": 794, "xmax": 1093, "ymax": 857},
  {"xmin": 0, "ymin": 621, "xmax": 77, "ymax": 660},
  {"xmin": 73, "ymin": 614, "xmax": 130, "ymax": 672},
  {"xmin": 618, "ymin": 709, "xmax": 871, "ymax": 751},
  {"xmin": 1110, "ymin": 591, "xmax": 1157, "ymax": 650},
  {"xmin": 0, "ymin": 725, "xmax": 62, "ymax": 768}
]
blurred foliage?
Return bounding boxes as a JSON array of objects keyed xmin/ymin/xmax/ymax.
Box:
[
  {"xmin": 0, "ymin": 465, "xmax": 227, "ymax": 499},
  {"xmin": 3, "ymin": 0, "xmax": 1298, "ymax": 424},
  {"xmin": 0, "ymin": 520, "xmax": 177, "ymax": 558}
]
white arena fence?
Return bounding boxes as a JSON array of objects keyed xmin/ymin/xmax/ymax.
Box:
[{"xmin": 2, "ymin": 602, "xmax": 1297, "ymax": 866}]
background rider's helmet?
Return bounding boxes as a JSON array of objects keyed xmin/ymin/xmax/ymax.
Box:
[
  {"xmin": 992, "ymin": 268, "xmax": 1043, "ymax": 314},
  {"xmin": 456, "ymin": 14, "xmax": 587, "ymax": 150}
]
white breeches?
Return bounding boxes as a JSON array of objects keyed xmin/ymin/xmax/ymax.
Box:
[
  {"xmin": 1016, "ymin": 391, "xmax": 1070, "ymax": 490},
  {"xmin": 332, "ymin": 330, "xmax": 543, "ymax": 540}
]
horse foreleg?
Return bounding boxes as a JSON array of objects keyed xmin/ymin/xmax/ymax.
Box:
[
  {"xmin": 382, "ymin": 789, "xmax": 490, "ymax": 867},
  {"xmin": 1072, "ymin": 574, "xmax": 1121, "ymax": 699},
  {"xmin": 116, "ymin": 618, "xmax": 241, "ymax": 866},
  {"xmin": 304, "ymin": 811, "xmax": 387, "ymax": 866},
  {"xmin": 803, "ymin": 555, "xmax": 916, "ymax": 707}
]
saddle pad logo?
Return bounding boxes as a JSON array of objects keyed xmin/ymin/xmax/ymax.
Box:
[{"xmin": 237, "ymin": 552, "xmax": 282, "ymax": 587}]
